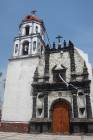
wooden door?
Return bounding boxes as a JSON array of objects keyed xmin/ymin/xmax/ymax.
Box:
[{"xmin": 52, "ymin": 102, "xmax": 70, "ymax": 134}]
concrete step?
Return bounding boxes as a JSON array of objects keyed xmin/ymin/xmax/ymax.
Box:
[{"xmin": 0, "ymin": 132, "xmax": 93, "ymax": 140}]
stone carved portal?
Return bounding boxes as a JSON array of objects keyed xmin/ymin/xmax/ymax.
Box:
[{"xmin": 52, "ymin": 101, "xmax": 70, "ymax": 134}]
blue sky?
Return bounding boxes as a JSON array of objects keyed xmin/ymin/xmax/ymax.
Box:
[{"xmin": 0, "ymin": 0, "xmax": 93, "ymax": 74}]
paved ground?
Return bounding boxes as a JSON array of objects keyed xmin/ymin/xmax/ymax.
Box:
[{"xmin": 0, "ymin": 132, "xmax": 93, "ymax": 140}]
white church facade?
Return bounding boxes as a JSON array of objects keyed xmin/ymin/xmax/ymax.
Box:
[{"xmin": 0, "ymin": 13, "xmax": 93, "ymax": 134}]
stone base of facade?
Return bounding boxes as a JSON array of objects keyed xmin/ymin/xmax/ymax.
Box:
[
  {"xmin": 71, "ymin": 118, "xmax": 93, "ymax": 134},
  {"xmin": 0, "ymin": 119, "xmax": 93, "ymax": 134},
  {"xmin": 30, "ymin": 118, "xmax": 51, "ymax": 133},
  {"xmin": 0, "ymin": 122, "xmax": 30, "ymax": 133},
  {"xmin": 30, "ymin": 118, "xmax": 93, "ymax": 134}
]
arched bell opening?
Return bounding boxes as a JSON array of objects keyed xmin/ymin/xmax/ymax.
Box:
[
  {"xmin": 22, "ymin": 41, "xmax": 29, "ymax": 55},
  {"xmin": 25, "ymin": 25, "xmax": 30, "ymax": 35}
]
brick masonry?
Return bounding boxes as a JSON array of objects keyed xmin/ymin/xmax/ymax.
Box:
[{"xmin": 0, "ymin": 122, "xmax": 29, "ymax": 133}]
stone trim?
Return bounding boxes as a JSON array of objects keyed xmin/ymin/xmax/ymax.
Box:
[
  {"xmin": 84, "ymin": 84, "xmax": 90, "ymax": 93},
  {"xmin": 44, "ymin": 92, "xmax": 48, "ymax": 118},
  {"xmin": 50, "ymin": 45, "xmax": 75, "ymax": 53},
  {"xmin": 68, "ymin": 46, "xmax": 76, "ymax": 82},
  {"xmin": 32, "ymin": 89, "xmax": 37, "ymax": 119},
  {"xmin": 9, "ymin": 54, "xmax": 40, "ymax": 61},
  {"xmin": 33, "ymin": 67, "xmax": 38, "ymax": 82},
  {"xmin": 1, "ymin": 121, "xmax": 93, "ymax": 133},
  {"xmin": 71, "ymin": 118, "xmax": 93, "ymax": 122},
  {"xmin": 69, "ymin": 47, "xmax": 75, "ymax": 73},
  {"xmin": 71, "ymin": 119, "xmax": 93, "ymax": 133},
  {"xmin": 30, "ymin": 121, "xmax": 51, "ymax": 133},
  {"xmin": 83, "ymin": 61, "xmax": 88, "ymax": 80},
  {"xmin": 72, "ymin": 94, "xmax": 78, "ymax": 118},
  {"xmin": 32, "ymin": 95, "xmax": 37, "ymax": 118},
  {"xmin": 32, "ymin": 80, "xmax": 91, "ymax": 92},
  {"xmin": 86, "ymin": 94, "xmax": 92, "ymax": 118},
  {"xmin": 84, "ymin": 83, "xmax": 92, "ymax": 118},
  {"xmin": 49, "ymin": 98, "xmax": 72, "ymax": 119}
]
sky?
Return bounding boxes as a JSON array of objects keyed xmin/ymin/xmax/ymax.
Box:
[{"xmin": 0, "ymin": 0, "xmax": 93, "ymax": 75}]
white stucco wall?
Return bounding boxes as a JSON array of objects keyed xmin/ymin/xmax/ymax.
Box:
[
  {"xmin": 2, "ymin": 57, "xmax": 39, "ymax": 122},
  {"xmin": 38, "ymin": 55, "xmax": 45, "ymax": 82}
]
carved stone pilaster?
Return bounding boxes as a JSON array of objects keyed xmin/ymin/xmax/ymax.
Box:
[
  {"xmin": 84, "ymin": 84, "xmax": 90, "ymax": 93},
  {"xmin": 69, "ymin": 46, "xmax": 76, "ymax": 81},
  {"xmin": 84, "ymin": 83, "xmax": 92, "ymax": 118},
  {"xmin": 73, "ymin": 93, "xmax": 78, "ymax": 118},
  {"xmin": 86, "ymin": 94, "xmax": 92, "ymax": 118},
  {"xmin": 44, "ymin": 92, "xmax": 48, "ymax": 118},
  {"xmin": 32, "ymin": 95, "xmax": 37, "ymax": 118},
  {"xmin": 33, "ymin": 67, "xmax": 38, "ymax": 82},
  {"xmin": 83, "ymin": 61, "xmax": 88, "ymax": 80},
  {"xmin": 69, "ymin": 47, "xmax": 75, "ymax": 73}
]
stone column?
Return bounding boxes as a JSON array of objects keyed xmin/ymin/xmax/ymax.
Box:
[
  {"xmin": 44, "ymin": 92, "xmax": 48, "ymax": 118},
  {"xmin": 84, "ymin": 84, "xmax": 92, "ymax": 118},
  {"xmin": 69, "ymin": 46, "xmax": 76, "ymax": 81},
  {"xmin": 32, "ymin": 95, "xmax": 37, "ymax": 118},
  {"xmin": 86, "ymin": 94, "xmax": 92, "ymax": 118},
  {"xmin": 73, "ymin": 94, "xmax": 78, "ymax": 118}
]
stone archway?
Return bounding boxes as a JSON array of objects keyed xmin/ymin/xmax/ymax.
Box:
[{"xmin": 50, "ymin": 99, "xmax": 71, "ymax": 134}]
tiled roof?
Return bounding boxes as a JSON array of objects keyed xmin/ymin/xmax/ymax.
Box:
[{"xmin": 23, "ymin": 15, "xmax": 42, "ymax": 23}]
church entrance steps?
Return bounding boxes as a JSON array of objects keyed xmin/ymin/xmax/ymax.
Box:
[{"xmin": 0, "ymin": 132, "xmax": 93, "ymax": 140}]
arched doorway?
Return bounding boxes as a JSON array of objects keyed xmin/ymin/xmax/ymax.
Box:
[{"xmin": 51, "ymin": 99, "xmax": 71, "ymax": 134}]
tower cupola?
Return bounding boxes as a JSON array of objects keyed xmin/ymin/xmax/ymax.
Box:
[{"xmin": 13, "ymin": 12, "xmax": 45, "ymax": 58}]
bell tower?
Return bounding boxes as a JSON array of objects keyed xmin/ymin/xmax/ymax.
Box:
[
  {"xmin": 13, "ymin": 12, "xmax": 45, "ymax": 58},
  {"xmin": 1, "ymin": 12, "xmax": 45, "ymax": 132}
]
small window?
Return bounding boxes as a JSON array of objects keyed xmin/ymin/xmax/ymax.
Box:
[
  {"xmin": 78, "ymin": 92, "xmax": 84, "ymax": 96},
  {"xmin": 33, "ymin": 41, "xmax": 36, "ymax": 51},
  {"xmin": 25, "ymin": 26, "xmax": 30, "ymax": 35},
  {"xmin": 36, "ymin": 26, "xmax": 38, "ymax": 33},
  {"xmin": 41, "ymin": 45, "xmax": 43, "ymax": 54},
  {"xmin": 15, "ymin": 44, "xmax": 18, "ymax": 53},
  {"xmin": 53, "ymin": 70, "xmax": 66, "ymax": 83},
  {"xmin": 22, "ymin": 41, "xmax": 29, "ymax": 55}
]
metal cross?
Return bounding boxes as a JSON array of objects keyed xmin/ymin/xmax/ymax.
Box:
[
  {"xmin": 31, "ymin": 10, "xmax": 37, "ymax": 15},
  {"xmin": 56, "ymin": 35, "xmax": 63, "ymax": 43}
]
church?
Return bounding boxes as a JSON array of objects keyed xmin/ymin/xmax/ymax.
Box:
[{"xmin": 0, "ymin": 12, "xmax": 93, "ymax": 134}]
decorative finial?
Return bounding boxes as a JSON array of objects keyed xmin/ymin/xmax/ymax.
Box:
[
  {"xmin": 63, "ymin": 40, "xmax": 66, "ymax": 47},
  {"xmin": 56, "ymin": 35, "xmax": 63, "ymax": 43},
  {"xmin": 53, "ymin": 42, "xmax": 56, "ymax": 49},
  {"xmin": 68, "ymin": 40, "xmax": 74, "ymax": 47},
  {"xmin": 31, "ymin": 10, "xmax": 37, "ymax": 15}
]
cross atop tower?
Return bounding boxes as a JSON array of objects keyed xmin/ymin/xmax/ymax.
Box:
[
  {"xmin": 31, "ymin": 10, "xmax": 37, "ymax": 15},
  {"xmin": 56, "ymin": 35, "xmax": 63, "ymax": 43}
]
